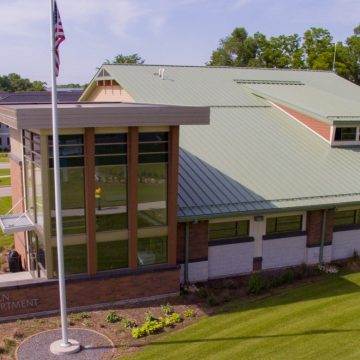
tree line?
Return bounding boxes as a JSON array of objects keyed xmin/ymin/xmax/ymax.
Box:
[
  {"xmin": 208, "ymin": 26, "xmax": 360, "ymax": 84},
  {"xmin": 2, "ymin": 25, "xmax": 360, "ymax": 92}
]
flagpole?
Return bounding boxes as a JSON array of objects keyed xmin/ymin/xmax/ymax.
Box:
[{"xmin": 49, "ymin": 0, "xmax": 80, "ymax": 354}]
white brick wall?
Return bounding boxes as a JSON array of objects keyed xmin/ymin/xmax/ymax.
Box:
[
  {"xmin": 208, "ymin": 242, "xmax": 254, "ymax": 278},
  {"xmin": 306, "ymin": 245, "xmax": 332, "ymax": 264},
  {"xmin": 332, "ymin": 229, "xmax": 360, "ymax": 260},
  {"xmin": 262, "ymin": 235, "xmax": 306, "ymax": 270},
  {"xmin": 179, "ymin": 261, "xmax": 209, "ymax": 284}
]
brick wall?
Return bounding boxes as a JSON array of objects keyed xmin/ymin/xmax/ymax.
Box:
[
  {"xmin": 176, "ymin": 223, "xmax": 185, "ymax": 263},
  {"xmin": 277, "ymin": 103, "xmax": 331, "ymax": 141},
  {"xmin": 0, "ymin": 266, "xmax": 180, "ymax": 319},
  {"xmin": 189, "ymin": 221, "xmax": 208, "ymax": 260},
  {"xmin": 9, "ymin": 157, "xmax": 27, "ymax": 269},
  {"xmin": 177, "ymin": 221, "xmax": 209, "ymax": 263},
  {"xmin": 306, "ymin": 210, "xmax": 334, "ymax": 247}
]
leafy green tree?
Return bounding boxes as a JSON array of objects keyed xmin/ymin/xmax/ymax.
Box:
[
  {"xmin": 0, "ymin": 73, "xmax": 46, "ymax": 92},
  {"xmin": 303, "ymin": 27, "xmax": 333, "ymax": 69},
  {"xmin": 105, "ymin": 53, "xmax": 145, "ymax": 65},
  {"xmin": 58, "ymin": 83, "xmax": 82, "ymax": 88}
]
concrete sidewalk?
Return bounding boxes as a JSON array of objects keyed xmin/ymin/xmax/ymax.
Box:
[
  {"xmin": 0, "ymin": 163, "xmax": 9, "ymax": 169},
  {"xmin": 0, "ymin": 186, "xmax": 11, "ymax": 197}
]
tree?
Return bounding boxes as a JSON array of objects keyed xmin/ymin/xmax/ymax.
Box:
[
  {"xmin": 105, "ymin": 53, "xmax": 145, "ymax": 65},
  {"xmin": 0, "ymin": 73, "xmax": 46, "ymax": 92},
  {"xmin": 58, "ymin": 83, "xmax": 83, "ymax": 88},
  {"xmin": 207, "ymin": 25, "xmax": 360, "ymax": 84},
  {"xmin": 208, "ymin": 28, "xmax": 261, "ymax": 67}
]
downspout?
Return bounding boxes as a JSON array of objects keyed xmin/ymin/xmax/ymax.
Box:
[
  {"xmin": 184, "ymin": 222, "xmax": 190, "ymax": 285},
  {"xmin": 319, "ymin": 209, "xmax": 327, "ymax": 264}
]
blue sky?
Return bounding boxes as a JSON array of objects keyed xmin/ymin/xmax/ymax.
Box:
[{"xmin": 1, "ymin": 0, "xmax": 359, "ymax": 85}]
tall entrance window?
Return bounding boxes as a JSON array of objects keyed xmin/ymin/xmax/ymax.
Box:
[
  {"xmin": 49, "ymin": 134, "xmax": 87, "ymax": 275},
  {"xmin": 95, "ymin": 133, "xmax": 128, "ymax": 271},
  {"xmin": 137, "ymin": 132, "xmax": 168, "ymax": 266}
]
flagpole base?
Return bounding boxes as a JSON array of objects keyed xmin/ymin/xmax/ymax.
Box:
[{"xmin": 50, "ymin": 339, "xmax": 80, "ymax": 355}]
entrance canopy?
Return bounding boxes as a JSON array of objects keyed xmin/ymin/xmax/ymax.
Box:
[{"xmin": 0, "ymin": 213, "xmax": 35, "ymax": 234}]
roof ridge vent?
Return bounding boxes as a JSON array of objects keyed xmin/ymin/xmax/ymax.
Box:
[{"xmin": 235, "ymin": 79, "xmax": 305, "ymax": 85}]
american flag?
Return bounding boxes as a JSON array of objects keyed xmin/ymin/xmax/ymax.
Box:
[{"xmin": 54, "ymin": 1, "xmax": 65, "ymax": 77}]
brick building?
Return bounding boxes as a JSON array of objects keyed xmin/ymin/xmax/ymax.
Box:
[{"xmin": 1, "ymin": 65, "xmax": 360, "ymax": 320}]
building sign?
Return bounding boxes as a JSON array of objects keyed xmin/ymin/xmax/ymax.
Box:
[{"xmin": 0, "ymin": 294, "xmax": 39, "ymax": 312}]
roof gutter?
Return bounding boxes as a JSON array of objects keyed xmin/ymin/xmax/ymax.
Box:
[{"xmin": 177, "ymin": 202, "xmax": 353, "ymax": 223}]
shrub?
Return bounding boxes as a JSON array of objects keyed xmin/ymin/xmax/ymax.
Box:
[
  {"xmin": 270, "ymin": 274, "xmax": 283, "ymax": 288},
  {"xmin": 3, "ymin": 339, "xmax": 15, "ymax": 353},
  {"xmin": 144, "ymin": 311, "xmax": 156, "ymax": 323},
  {"xmin": 131, "ymin": 320, "xmax": 164, "ymax": 338},
  {"xmin": 106, "ymin": 310, "xmax": 122, "ymax": 324},
  {"xmin": 282, "ymin": 269, "xmax": 295, "ymax": 284},
  {"xmin": 198, "ymin": 286, "xmax": 209, "ymax": 299},
  {"xmin": 123, "ymin": 318, "xmax": 137, "ymax": 329},
  {"xmin": 71, "ymin": 311, "xmax": 90, "ymax": 321},
  {"xmin": 131, "ymin": 327, "xmax": 147, "ymax": 339},
  {"xmin": 206, "ymin": 292, "xmax": 220, "ymax": 307},
  {"xmin": 161, "ymin": 303, "xmax": 174, "ymax": 316},
  {"xmin": 352, "ymin": 250, "xmax": 359, "ymax": 262},
  {"xmin": 183, "ymin": 309, "xmax": 195, "ymax": 318},
  {"xmin": 223, "ymin": 279, "xmax": 238, "ymax": 289},
  {"xmin": 247, "ymin": 274, "xmax": 267, "ymax": 294}
]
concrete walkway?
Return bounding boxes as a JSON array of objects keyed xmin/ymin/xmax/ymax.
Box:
[
  {"xmin": 0, "ymin": 186, "xmax": 11, "ymax": 197},
  {"xmin": 0, "ymin": 163, "xmax": 9, "ymax": 169}
]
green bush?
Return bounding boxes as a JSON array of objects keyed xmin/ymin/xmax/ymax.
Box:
[
  {"xmin": 282, "ymin": 269, "xmax": 295, "ymax": 284},
  {"xmin": 131, "ymin": 320, "xmax": 164, "ymax": 338},
  {"xmin": 161, "ymin": 303, "xmax": 174, "ymax": 316},
  {"xmin": 206, "ymin": 292, "xmax": 220, "ymax": 307},
  {"xmin": 123, "ymin": 318, "xmax": 137, "ymax": 329},
  {"xmin": 352, "ymin": 250, "xmax": 359, "ymax": 262},
  {"xmin": 145, "ymin": 311, "xmax": 156, "ymax": 323},
  {"xmin": 106, "ymin": 310, "xmax": 122, "ymax": 324},
  {"xmin": 131, "ymin": 327, "xmax": 147, "ymax": 339},
  {"xmin": 198, "ymin": 286, "xmax": 209, "ymax": 299},
  {"xmin": 183, "ymin": 309, "xmax": 195, "ymax": 318},
  {"xmin": 247, "ymin": 274, "xmax": 267, "ymax": 294}
]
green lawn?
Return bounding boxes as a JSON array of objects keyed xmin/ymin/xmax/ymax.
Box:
[
  {"xmin": 0, "ymin": 177, "xmax": 10, "ymax": 186},
  {"xmin": 0, "ymin": 196, "xmax": 13, "ymax": 250},
  {"xmin": 0, "ymin": 154, "xmax": 8, "ymax": 163},
  {"xmin": 0, "ymin": 169, "xmax": 10, "ymax": 176},
  {"xmin": 123, "ymin": 272, "xmax": 360, "ymax": 360}
]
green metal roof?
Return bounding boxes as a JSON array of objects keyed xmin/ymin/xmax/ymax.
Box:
[{"xmin": 84, "ymin": 65, "xmax": 360, "ymax": 219}]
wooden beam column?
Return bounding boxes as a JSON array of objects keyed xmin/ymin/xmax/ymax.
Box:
[
  {"xmin": 84, "ymin": 128, "xmax": 96, "ymax": 275},
  {"xmin": 167, "ymin": 126, "xmax": 180, "ymax": 265},
  {"xmin": 128, "ymin": 127, "xmax": 139, "ymax": 269}
]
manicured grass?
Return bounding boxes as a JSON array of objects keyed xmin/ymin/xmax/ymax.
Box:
[
  {"xmin": 0, "ymin": 177, "xmax": 10, "ymax": 186},
  {"xmin": 0, "ymin": 196, "xmax": 13, "ymax": 251},
  {"xmin": 0, "ymin": 154, "xmax": 8, "ymax": 163},
  {"xmin": 0, "ymin": 169, "xmax": 10, "ymax": 176},
  {"xmin": 123, "ymin": 272, "xmax": 360, "ymax": 360}
]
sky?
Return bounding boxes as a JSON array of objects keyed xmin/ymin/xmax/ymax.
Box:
[{"xmin": 1, "ymin": 0, "xmax": 360, "ymax": 85}]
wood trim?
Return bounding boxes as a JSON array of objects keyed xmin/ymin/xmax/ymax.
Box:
[
  {"xmin": 128, "ymin": 127, "xmax": 139, "ymax": 269},
  {"xmin": 84, "ymin": 128, "xmax": 96, "ymax": 275},
  {"xmin": 167, "ymin": 126, "xmax": 179, "ymax": 265}
]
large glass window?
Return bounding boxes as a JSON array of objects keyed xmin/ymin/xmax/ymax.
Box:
[
  {"xmin": 95, "ymin": 133, "xmax": 128, "ymax": 271},
  {"xmin": 209, "ymin": 220, "xmax": 249, "ymax": 240},
  {"xmin": 138, "ymin": 236, "xmax": 167, "ymax": 266},
  {"xmin": 334, "ymin": 127, "xmax": 357, "ymax": 141},
  {"xmin": 266, "ymin": 215, "xmax": 303, "ymax": 235},
  {"xmin": 49, "ymin": 134, "xmax": 87, "ymax": 274},
  {"xmin": 138, "ymin": 132, "xmax": 168, "ymax": 228},
  {"xmin": 137, "ymin": 132, "xmax": 168, "ymax": 267},
  {"xmin": 334, "ymin": 209, "xmax": 360, "ymax": 227},
  {"xmin": 23, "ymin": 131, "xmax": 42, "ymax": 221}
]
